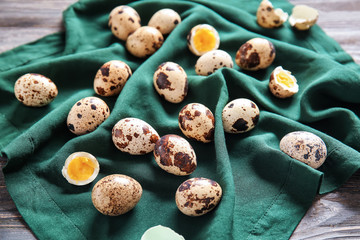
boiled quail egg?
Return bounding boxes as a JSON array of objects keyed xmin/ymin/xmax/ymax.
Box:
[
  {"xmin": 148, "ymin": 8, "xmax": 181, "ymax": 35},
  {"xmin": 195, "ymin": 49, "xmax": 233, "ymax": 76},
  {"xmin": 187, "ymin": 24, "xmax": 220, "ymax": 56},
  {"xmin": 109, "ymin": 5, "xmax": 141, "ymax": 41},
  {"xmin": 269, "ymin": 66, "xmax": 298, "ymax": 98}
]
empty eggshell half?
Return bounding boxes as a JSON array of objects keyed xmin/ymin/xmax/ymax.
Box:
[
  {"xmin": 257, "ymin": 0, "xmax": 288, "ymax": 28},
  {"xmin": 280, "ymin": 131, "xmax": 327, "ymax": 169},
  {"xmin": 109, "ymin": 5, "xmax": 141, "ymax": 41},
  {"xmin": 195, "ymin": 49, "xmax": 234, "ymax": 76},
  {"xmin": 148, "ymin": 8, "xmax": 181, "ymax": 35},
  {"xmin": 269, "ymin": 66, "xmax": 299, "ymax": 98},
  {"xmin": 141, "ymin": 225, "xmax": 185, "ymax": 240},
  {"xmin": 289, "ymin": 5, "xmax": 319, "ymax": 31}
]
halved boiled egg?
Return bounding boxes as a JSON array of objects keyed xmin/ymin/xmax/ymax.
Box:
[
  {"xmin": 62, "ymin": 152, "xmax": 100, "ymax": 186},
  {"xmin": 187, "ymin": 24, "xmax": 220, "ymax": 56},
  {"xmin": 269, "ymin": 66, "xmax": 299, "ymax": 98}
]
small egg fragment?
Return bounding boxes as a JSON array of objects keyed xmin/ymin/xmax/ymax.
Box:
[
  {"xmin": 187, "ymin": 24, "xmax": 220, "ymax": 56},
  {"xmin": 178, "ymin": 103, "xmax": 215, "ymax": 143},
  {"xmin": 14, "ymin": 73, "xmax": 58, "ymax": 107},
  {"xmin": 67, "ymin": 97, "xmax": 110, "ymax": 135},
  {"xmin": 141, "ymin": 225, "xmax": 185, "ymax": 240},
  {"xmin": 112, "ymin": 118, "xmax": 160, "ymax": 155},
  {"xmin": 153, "ymin": 134, "xmax": 197, "ymax": 176},
  {"xmin": 280, "ymin": 131, "xmax": 327, "ymax": 169},
  {"xmin": 195, "ymin": 49, "xmax": 234, "ymax": 76},
  {"xmin": 109, "ymin": 5, "xmax": 141, "ymax": 41},
  {"xmin": 62, "ymin": 152, "xmax": 99, "ymax": 186},
  {"xmin": 269, "ymin": 66, "xmax": 299, "ymax": 98},
  {"xmin": 94, "ymin": 60, "xmax": 132, "ymax": 97},
  {"xmin": 175, "ymin": 177, "xmax": 222, "ymax": 217},
  {"xmin": 256, "ymin": 0, "xmax": 288, "ymax": 28},
  {"xmin": 92, "ymin": 174, "xmax": 142, "ymax": 216},
  {"xmin": 153, "ymin": 62, "xmax": 188, "ymax": 103},
  {"xmin": 126, "ymin": 26, "xmax": 164, "ymax": 58},
  {"xmin": 235, "ymin": 38, "xmax": 276, "ymax": 71},
  {"xmin": 148, "ymin": 8, "xmax": 181, "ymax": 35},
  {"xmin": 289, "ymin": 5, "xmax": 319, "ymax": 31},
  {"xmin": 222, "ymin": 98, "xmax": 260, "ymax": 133}
]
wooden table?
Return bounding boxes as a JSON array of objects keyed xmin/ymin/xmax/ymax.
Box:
[{"xmin": 1, "ymin": 0, "xmax": 359, "ymax": 239}]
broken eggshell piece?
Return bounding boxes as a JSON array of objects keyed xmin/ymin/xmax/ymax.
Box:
[
  {"xmin": 257, "ymin": 0, "xmax": 288, "ymax": 28},
  {"xmin": 141, "ymin": 225, "xmax": 185, "ymax": 240},
  {"xmin": 289, "ymin": 5, "xmax": 319, "ymax": 31}
]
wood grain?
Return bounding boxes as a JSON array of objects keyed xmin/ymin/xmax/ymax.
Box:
[{"xmin": 0, "ymin": 1, "xmax": 360, "ymax": 239}]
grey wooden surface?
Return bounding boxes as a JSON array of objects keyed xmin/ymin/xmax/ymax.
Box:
[{"xmin": 0, "ymin": 0, "xmax": 359, "ymax": 239}]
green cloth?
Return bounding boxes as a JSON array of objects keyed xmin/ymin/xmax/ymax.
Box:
[{"xmin": 1, "ymin": 0, "xmax": 360, "ymax": 239}]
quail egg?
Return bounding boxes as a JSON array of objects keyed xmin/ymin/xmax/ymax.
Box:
[
  {"xmin": 153, "ymin": 62, "xmax": 188, "ymax": 103},
  {"xmin": 235, "ymin": 38, "xmax": 276, "ymax": 71},
  {"xmin": 126, "ymin": 26, "xmax": 164, "ymax": 58},
  {"xmin": 195, "ymin": 49, "xmax": 234, "ymax": 76},
  {"xmin": 14, "ymin": 73, "xmax": 58, "ymax": 107},
  {"xmin": 141, "ymin": 225, "xmax": 185, "ymax": 240},
  {"xmin": 153, "ymin": 134, "xmax": 197, "ymax": 176},
  {"xmin": 178, "ymin": 103, "xmax": 215, "ymax": 143},
  {"xmin": 67, "ymin": 97, "xmax": 110, "ymax": 135},
  {"xmin": 222, "ymin": 98, "xmax": 260, "ymax": 133},
  {"xmin": 175, "ymin": 177, "xmax": 222, "ymax": 217},
  {"xmin": 62, "ymin": 152, "xmax": 99, "ymax": 186},
  {"xmin": 269, "ymin": 66, "xmax": 299, "ymax": 98},
  {"xmin": 289, "ymin": 5, "xmax": 319, "ymax": 31},
  {"xmin": 109, "ymin": 5, "xmax": 141, "ymax": 41},
  {"xmin": 91, "ymin": 174, "xmax": 142, "ymax": 216},
  {"xmin": 148, "ymin": 8, "xmax": 181, "ymax": 35},
  {"xmin": 256, "ymin": 0, "xmax": 288, "ymax": 28},
  {"xmin": 280, "ymin": 131, "xmax": 327, "ymax": 169},
  {"xmin": 187, "ymin": 24, "xmax": 220, "ymax": 56},
  {"xmin": 112, "ymin": 117, "xmax": 160, "ymax": 155},
  {"xmin": 94, "ymin": 60, "xmax": 132, "ymax": 97}
]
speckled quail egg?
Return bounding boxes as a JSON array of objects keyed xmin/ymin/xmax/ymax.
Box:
[
  {"xmin": 289, "ymin": 5, "xmax": 319, "ymax": 31},
  {"xmin": 153, "ymin": 62, "xmax": 188, "ymax": 103},
  {"xmin": 148, "ymin": 8, "xmax": 181, "ymax": 35},
  {"xmin": 257, "ymin": 0, "xmax": 288, "ymax": 28},
  {"xmin": 178, "ymin": 103, "xmax": 215, "ymax": 143},
  {"xmin": 109, "ymin": 5, "xmax": 141, "ymax": 41},
  {"xmin": 153, "ymin": 134, "xmax": 197, "ymax": 176},
  {"xmin": 91, "ymin": 174, "xmax": 142, "ymax": 216},
  {"xmin": 62, "ymin": 152, "xmax": 99, "ymax": 186},
  {"xmin": 141, "ymin": 225, "xmax": 185, "ymax": 240},
  {"xmin": 195, "ymin": 49, "xmax": 234, "ymax": 76},
  {"xmin": 187, "ymin": 24, "xmax": 220, "ymax": 56},
  {"xmin": 67, "ymin": 97, "xmax": 110, "ymax": 135},
  {"xmin": 235, "ymin": 38, "xmax": 276, "ymax": 71},
  {"xmin": 94, "ymin": 60, "xmax": 132, "ymax": 97},
  {"xmin": 269, "ymin": 66, "xmax": 299, "ymax": 98},
  {"xmin": 222, "ymin": 98, "xmax": 260, "ymax": 133},
  {"xmin": 280, "ymin": 131, "xmax": 327, "ymax": 169},
  {"xmin": 14, "ymin": 73, "xmax": 58, "ymax": 107},
  {"xmin": 112, "ymin": 118, "xmax": 160, "ymax": 155},
  {"xmin": 175, "ymin": 177, "xmax": 222, "ymax": 217},
  {"xmin": 125, "ymin": 26, "xmax": 164, "ymax": 58}
]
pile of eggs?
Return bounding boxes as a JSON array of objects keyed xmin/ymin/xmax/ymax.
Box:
[{"xmin": 12, "ymin": 0, "xmax": 326, "ymax": 229}]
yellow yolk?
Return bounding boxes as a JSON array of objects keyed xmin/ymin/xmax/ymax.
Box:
[
  {"xmin": 276, "ymin": 71, "xmax": 295, "ymax": 88},
  {"xmin": 193, "ymin": 28, "xmax": 217, "ymax": 53},
  {"xmin": 67, "ymin": 157, "xmax": 96, "ymax": 181}
]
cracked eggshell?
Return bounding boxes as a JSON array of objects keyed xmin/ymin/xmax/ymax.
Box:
[
  {"xmin": 148, "ymin": 8, "xmax": 181, "ymax": 35},
  {"xmin": 280, "ymin": 131, "xmax": 327, "ymax": 169},
  {"xmin": 195, "ymin": 50, "xmax": 234, "ymax": 76},
  {"xmin": 14, "ymin": 73, "xmax": 58, "ymax": 107},
  {"xmin": 125, "ymin": 26, "xmax": 164, "ymax": 58},
  {"xmin": 178, "ymin": 103, "xmax": 215, "ymax": 143},
  {"xmin": 235, "ymin": 38, "xmax": 276, "ymax": 71},
  {"xmin": 175, "ymin": 177, "xmax": 222, "ymax": 217},
  {"xmin": 67, "ymin": 97, "xmax": 110, "ymax": 135},
  {"xmin": 222, "ymin": 98, "xmax": 260, "ymax": 133},
  {"xmin": 257, "ymin": 0, "xmax": 288, "ymax": 28},
  {"xmin": 153, "ymin": 62, "xmax": 188, "ymax": 103},
  {"xmin": 269, "ymin": 66, "xmax": 299, "ymax": 98},
  {"xmin": 109, "ymin": 5, "xmax": 141, "ymax": 41},
  {"xmin": 289, "ymin": 5, "xmax": 319, "ymax": 31},
  {"xmin": 187, "ymin": 24, "xmax": 220, "ymax": 56},
  {"xmin": 141, "ymin": 225, "xmax": 185, "ymax": 240},
  {"xmin": 94, "ymin": 60, "xmax": 132, "ymax": 97},
  {"xmin": 112, "ymin": 118, "xmax": 160, "ymax": 155},
  {"xmin": 91, "ymin": 174, "xmax": 142, "ymax": 216},
  {"xmin": 153, "ymin": 134, "xmax": 197, "ymax": 176}
]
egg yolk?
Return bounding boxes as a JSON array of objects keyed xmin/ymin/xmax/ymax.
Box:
[
  {"xmin": 67, "ymin": 157, "xmax": 96, "ymax": 181},
  {"xmin": 193, "ymin": 28, "xmax": 217, "ymax": 53},
  {"xmin": 276, "ymin": 71, "xmax": 295, "ymax": 88}
]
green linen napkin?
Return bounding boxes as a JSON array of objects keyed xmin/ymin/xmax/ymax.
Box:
[{"xmin": 1, "ymin": 0, "xmax": 360, "ymax": 239}]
